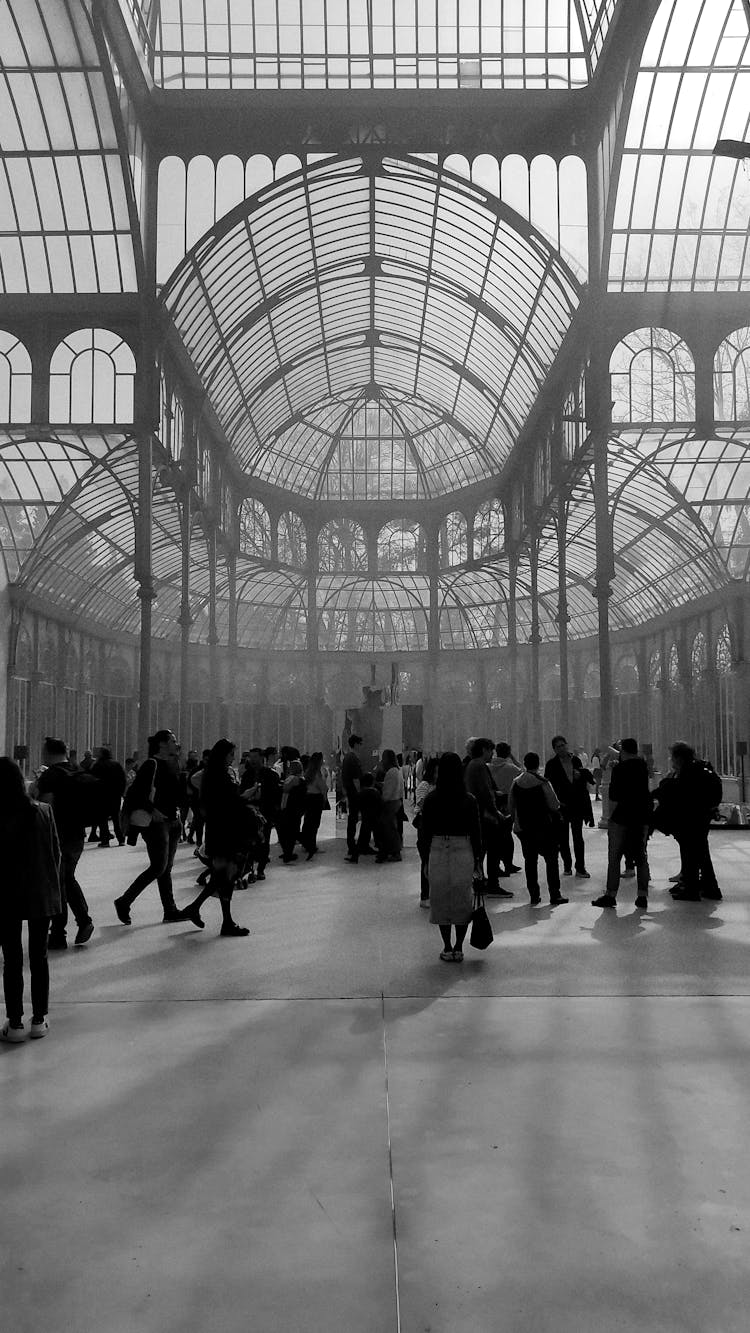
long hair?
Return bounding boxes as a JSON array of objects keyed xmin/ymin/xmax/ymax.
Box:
[
  {"xmin": 434, "ymin": 751, "xmax": 466, "ymax": 803},
  {"xmin": 304, "ymin": 751, "xmax": 323, "ymax": 782},
  {"xmin": 202, "ymin": 739, "xmax": 236, "ymax": 805},
  {"xmin": 381, "ymin": 748, "xmax": 397, "ymax": 771},
  {"xmin": 0, "ymin": 756, "xmax": 32, "ymax": 812},
  {"xmin": 147, "ymin": 729, "xmax": 174, "ymax": 757}
]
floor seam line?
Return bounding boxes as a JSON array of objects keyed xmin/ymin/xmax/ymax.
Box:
[{"xmin": 381, "ymin": 990, "xmax": 402, "ymax": 1333}]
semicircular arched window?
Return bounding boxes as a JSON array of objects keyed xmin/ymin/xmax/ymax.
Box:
[
  {"xmin": 714, "ymin": 327, "xmax": 750, "ymax": 422},
  {"xmin": 474, "ymin": 498, "xmax": 505, "ymax": 558},
  {"xmin": 438, "ymin": 511, "xmax": 468, "ymax": 567},
  {"xmin": 610, "ymin": 327, "xmax": 695, "ymax": 425},
  {"xmin": 238, "ymin": 498, "xmax": 271, "ymax": 558},
  {"xmin": 318, "ymin": 518, "xmax": 367, "ymax": 572},
  {"xmin": 49, "ymin": 328, "xmax": 135, "ymax": 424},
  {"xmin": 691, "ymin": 632, "xmax": 707, "ymax": 682},
  {"xmin": 716, "ymin": 625, "xmax": 733, "ymax": 675},
  {"xmin": 0, "ymin": 331, "xmax": 31, "ymax": 423},
  {"xmin": 377, "ymin": 521, "xmax": 426, "ymax": 572}
]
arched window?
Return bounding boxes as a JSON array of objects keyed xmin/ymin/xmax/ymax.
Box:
[
  {"xmin": 474, "ymin": 499, "xmax": 504, "ymax": 558},
  {"xmin": 541, "ymin": 667, "xmax": 561, "ymax": 701},
  {"xmin": 318, "ymin": 519, "xmax": 367, "ymax": 572},
  {"xmin": 49, "ymin": 328, "xmax": 135, "ymax": 423},
  {"xmin": 667, "ymin": 643, "xmax": 681, "ymax": 686},
  {"xmin": 170, "ymin": 393, "xmax": 184, "ymax": 461},
  {"xmin": 610, "ymin": 327, "xmax": 695, "ymax": 424},
  {"xmin": 716, "ymin": 625, "xmax": 733, "ymax": 675},
  {"xmin": 0, "ymin": 332, "xmax": 31, "ymax": 422},
  {"xmin": 238, "ymin": 498, "xmax": 271, "ymax": 558},
  {"xmin": 648, "ymin": 648, "xmax": 662, "ymax": 689},
  {"xmin": 690, "ymin": 632, "xmax": 707, "ymax": 683},
  {"xmin": 278, "ymin": 511, "xmax": 306, "ymax": 566},
  {"xmin": 614, "ymin": 657, "xmax": 639, "ymax": 693},
  {"xmin": 714, "ymin": 327, "xmax": 750, "ymax": 421},
  {"xmin": 377, "ymin": 522, "xmax": 426, "ymax": 572},
  {"xmin": 583, "ymin": 662, "xmax": 600, "ymax": 698},
  {"xmin": 438, "ymin": 511, "xmax": 468, "ymax": 567}
]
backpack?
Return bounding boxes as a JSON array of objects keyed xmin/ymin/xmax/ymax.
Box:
[
  {"xmin": 700, "ymin": 761, "xmax": 723, "ymax": 812},
  {"xmin": 55, "ymin": 769, "xmax": 105, "ymax": 829}
]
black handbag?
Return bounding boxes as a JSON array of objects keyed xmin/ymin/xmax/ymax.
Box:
[{"xmin": 470, "ymin": 889, "xmax": 494, "ymax": 950}]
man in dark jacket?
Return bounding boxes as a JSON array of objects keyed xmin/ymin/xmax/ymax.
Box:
[
  {"xmin": 591, "ymin": 738, "xmax": 652, "ymax": 909},
  {"xmin": 654, "ymin": 742, "xmax": 722, "ymax": 902},
  {"xmin": 35, "ymin": 737, "xmax": 95, "ymax": 948},
  {"xmin": 91, "ymin": 746, "xmax": 127, "ymax": 846},
  {"xmin": 465, "ymin": 738, "xmax": 513, "ymax": 897},
  {"xmin": 544, "ymin": 735, "xmax": 593, "ymax": 878}
]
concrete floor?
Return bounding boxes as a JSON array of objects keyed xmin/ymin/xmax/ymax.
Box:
[{"xmin": 2, "ymin": 817, "xmax": 749, "ymax": 1333}]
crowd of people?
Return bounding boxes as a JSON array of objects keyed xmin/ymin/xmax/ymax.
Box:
[{"xmin": 0, "ymin": 727, "xmax": 725, "ymax": 1039}]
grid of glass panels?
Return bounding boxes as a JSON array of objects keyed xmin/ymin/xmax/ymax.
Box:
[
  {"xmin": 164, "ymin": 153, "xmax": 581, "ymax": 494},
  {"xmin": 0, "ymin": 0, "xmax": 138, "ymax": 292},
  {"xmin": 0, "ymin": 433, "xmax": 110, "ymax": 577},
  {"xmin": 609, "ymin": 0, "xmax": 750, "ymax": 292},
  {"xmin": 135, "ymin": 0, "xmax": 617, "ymax": 91}
]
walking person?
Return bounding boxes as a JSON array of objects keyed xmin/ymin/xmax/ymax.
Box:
[
  {"xmin": 591, "ymin": 739, "xmax": 652, "ymax": 910},
  {"xmin": 35, "ymin": 736, "xmax": 95, "ymax": 948},
  {"xmin": 300, "ymin": 751, "xmax": 329, "ymax": 859},
  {"xmin": 90, "ymin": 745, "xmax": 127, "ymax": 846},
  {"xmin": 175, "ymin": 739, "xmax": 252, "ymax": 936},
  {"xmin": 0, "ymin": 757, "xmax": 61, "ymax": 1042},
  {"xmin": 414, "ymin": 756, "xmax": 438, "ymax": 907},
  {"xmin": 544, "ymin": 735, "xmax": 594, "ymax": 879},
  {"xmin": 114, "ymin": 730, "xmax": 187, "ymax": 925},
  {"xmin": 508, "ymin": 753, "xmax": 568, "ymax": 906},
  {"xmin": 421, "ymin": 752, "xmax": 483, "ymax": 962},
  {"xmin": 342, "ymin": 734, "xmax": 365, "ymax": 863}
]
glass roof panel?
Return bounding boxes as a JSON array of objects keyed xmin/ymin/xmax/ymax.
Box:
[
  {"xmin": 0, "ymin": 0, "xmax": 138, "ymax": 292},
  {"xmin": 126, "ymin": 0, "xmax": 617, "ymax": 91},
  {"xmin": 609, "ymin": 0, "xmax": 750, "ymax": 293},
  {"xmin": 164, "ymin": 153, "xmax": 581, "ymax": 502}
]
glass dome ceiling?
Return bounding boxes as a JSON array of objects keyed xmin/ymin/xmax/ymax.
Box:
[
  {"xmin": 124, "ymin": 0, "xmax": 620, "ymax": 91},
  {"xmin": 163, "ymin": 151, "xmax": 582, "ymax": 504}
]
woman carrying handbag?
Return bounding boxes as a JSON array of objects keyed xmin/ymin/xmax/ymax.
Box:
[{"xmin": 420, "ymin": 752, "xmax": 483, "ymax": 962}]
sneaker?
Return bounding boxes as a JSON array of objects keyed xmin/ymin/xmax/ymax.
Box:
[
  {"xmin": 74, "ymin": 920, "xmax": 94, "ymax": 946},
  {"xmin": 439, "ymin": 949, "xmax": 456, "ymax": 961},
  {"xmin": 549, "ymin": 895, "xmax": 569, "ymax": 906},
  {"xmin": 575, "ymin": 869, "xmax": 591, "ymax": 879},
  {"xmin": 30, "ymin": 1018, "xmax": 49, "ymax": 1039},
  {"xmin": 452, "ymin": 950, "xmax": 464, "ymax": 962},
  {"xmin": 114, "ymin": 897, "xmax": 131, "ymax": 924},
  {"xmin": 220, "ymin": 923, "xmax": 250, "ymax": 937},
  {"xmin": 591, "ymin": 894, "xmax": 617, "ymax": 908},
  {"xmin": 1, "ymin": 1021, "xmax": 25, "ymax": 1043},
  {"xmin": 635, "ymin": 895, "xmax": 648, "ymax": 909},
  {"xmin": 419, "ymin": 899, "xmax": 430, "ymax": 908}
]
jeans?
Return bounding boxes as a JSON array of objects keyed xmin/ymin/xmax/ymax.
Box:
[
  {"xmin": 606, "ymin": 822, "xmax": 649, "ymax": 898},
  {"xmin": 50, "ymin": 837, "xmax": 90, "ymax": 941},
  {"xmin": 0, "ymin": 915, "xmax": 50, "ymax": 1026},
  {"xmin": 122, "ymin": 819, "xmax": 181, "ymax": 913},
  {"xmin": 559, "ymin": 814, "xmax": 586, "ymax": 873},
  {"xmin": 346, "ymin": 795, "xmax": 360, "ymax": 855},
  {"xmin": 300, "ymin": 795, "xmax": 325, "ymax": 853},
  {"xmin": 519, "ymin": 833, "xmax": 561, "ymax": 900}
]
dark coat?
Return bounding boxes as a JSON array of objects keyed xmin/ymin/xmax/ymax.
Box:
[
  {"xmin": 1, "ymin": 800, "xmax": 62, "ymax": 920},
  {"xmin": 544, "ymin": 754, "xmax": 594, "ymax": 823}
]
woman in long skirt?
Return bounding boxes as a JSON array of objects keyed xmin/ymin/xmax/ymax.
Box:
[{"xmin": 420, "ymin": 752, "xmax": 483, "ymax": 962}]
